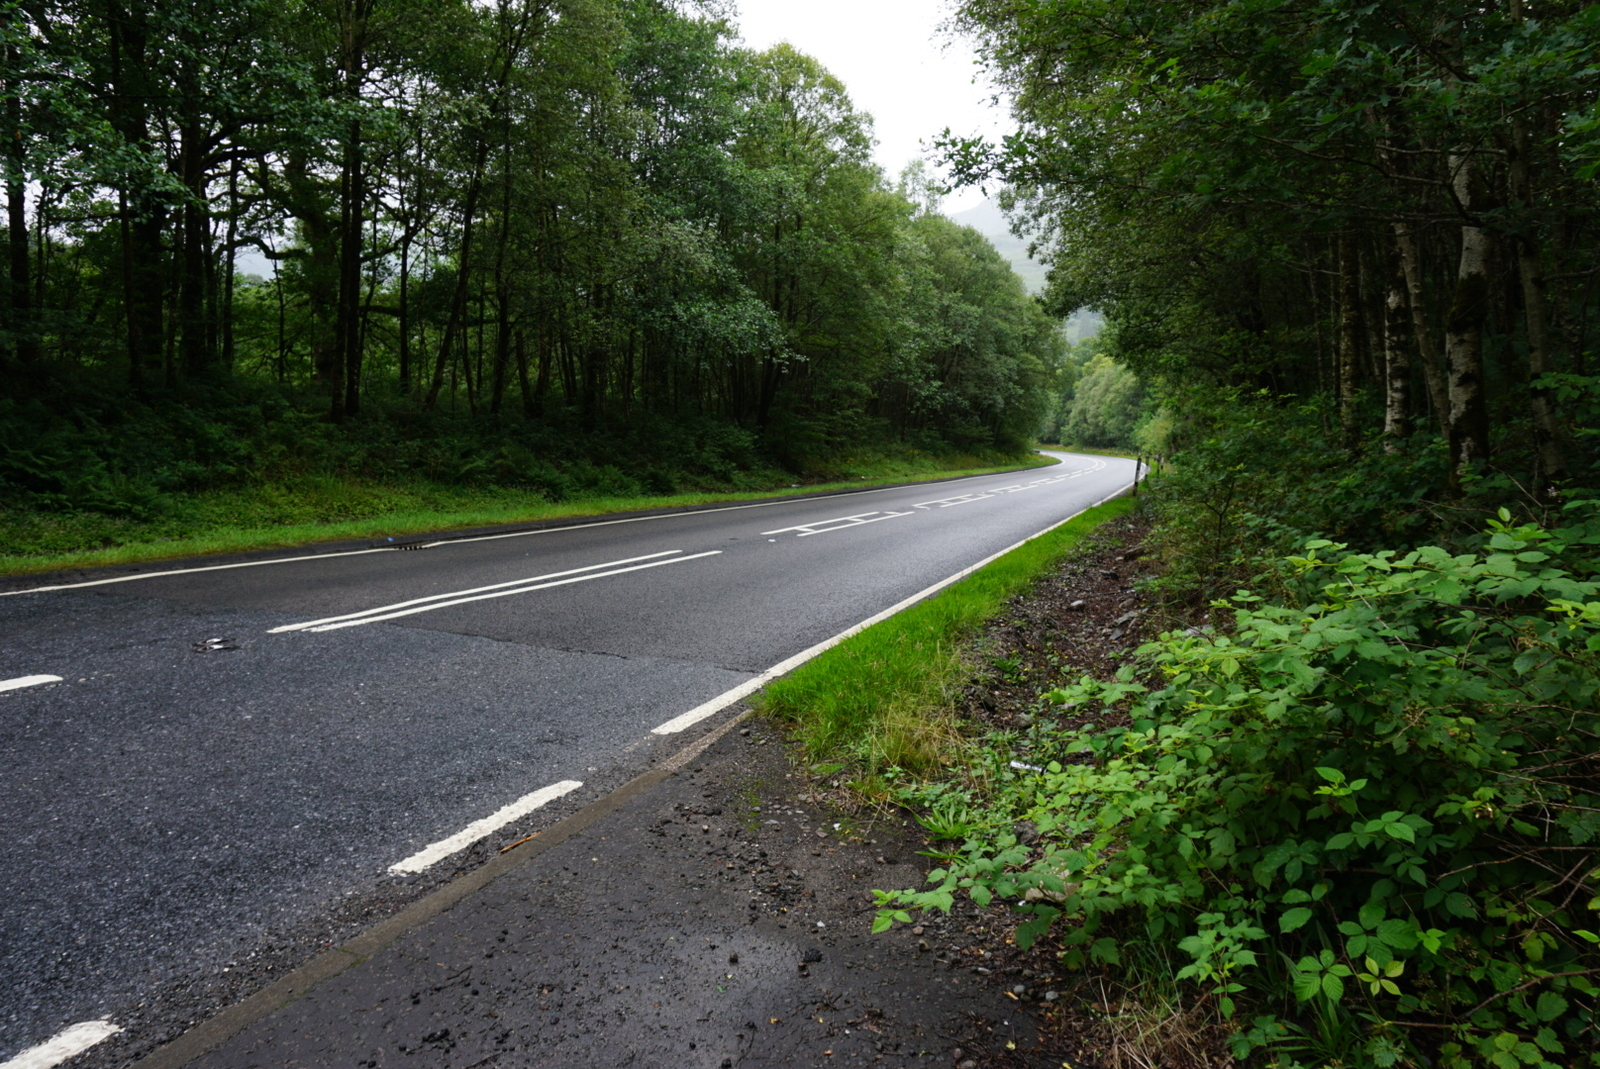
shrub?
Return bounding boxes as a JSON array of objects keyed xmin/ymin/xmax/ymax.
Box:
[{"xmin": 878, "ymin": 508, "xmax": 1600, "ymax": 1067}]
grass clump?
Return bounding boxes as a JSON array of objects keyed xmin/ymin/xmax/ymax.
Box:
[{"xmin": 755, "ymin": 496, "xmax": 1135, "ymax": 777}]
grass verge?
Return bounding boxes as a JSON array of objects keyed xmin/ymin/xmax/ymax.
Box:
[
  {"xmin": 755, "ymin": 495, "xmax": 1136, "ymax": 777},
  {"xmin": 0, "ymin": 452, "xmax": 1056, "ymax": 578},
  {"xmin": 1037, "ymin": 442, "xmax": 1139, "ymax": 460}
]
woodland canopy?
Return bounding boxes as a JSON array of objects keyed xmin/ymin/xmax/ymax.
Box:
[{"xmin": 0, "ymin": 0, "xmax": 1060, "ymax": 514}]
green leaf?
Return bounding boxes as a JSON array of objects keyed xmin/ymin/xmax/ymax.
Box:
[
  {"xmin": 1280, "ymin": 907, "xmax": 1313, "ymax": 932},
  {"xmin": 1535, "ymin": 991, "xmax": 1568, "ymax": 1022}
]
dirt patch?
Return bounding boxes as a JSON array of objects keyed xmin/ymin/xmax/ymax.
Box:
[{"xmin": 958, "ymin": 511, "xmax": 1160, "ymax": 737}]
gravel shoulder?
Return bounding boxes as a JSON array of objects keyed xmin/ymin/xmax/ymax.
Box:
[{"xmin": 148, "ymin": 719, "xmax": 1042, "ymax": 1069}]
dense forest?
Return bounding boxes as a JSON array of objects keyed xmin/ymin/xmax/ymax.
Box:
[
  {"xmin": 0, "ymin": 0, "xmax": 1061, "ymax": 538},
  {"xmin": 948, "ymin": 0, "xmax": 1600, "ymax": 523},
  {"xmin": 901, "ymin": 3, "xmax": 1600, "ymax": 1067}
]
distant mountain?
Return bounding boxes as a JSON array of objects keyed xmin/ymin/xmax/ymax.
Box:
[
  {"xmin": 948, "ymin": 199, "xmax": 1049, "ymax": 294},
  {"xmin": 948, "ymin": 198, "xmax": 1101, "ymax": 341}
]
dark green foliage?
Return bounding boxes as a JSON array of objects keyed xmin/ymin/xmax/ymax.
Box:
[{"xmin": 882, "ymin": 513, "xmax": 1600, "ymax": 1067}]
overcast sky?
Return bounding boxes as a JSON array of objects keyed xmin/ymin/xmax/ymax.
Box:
[{"xmin": 731, "ymin": 0, "xmax": 1011, "ymax": 214}]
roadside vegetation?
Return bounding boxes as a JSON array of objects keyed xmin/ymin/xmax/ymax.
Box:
[
  {"xmin": 0, "ymin": 381, "xmax": 1050, "ymax": 574},
  {"xmin": 758, "ymin": 496, "xmax": 1135, "ymax": 779}
]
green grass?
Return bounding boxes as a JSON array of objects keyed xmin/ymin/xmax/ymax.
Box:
[
  {"xmin": 755, "ymin": 495, "xmax": 1136, "ymax": 775},
  {"xmin": 1038, "ymin": 442, "xmax": 1140, "ymax": 459},
  {"xmin": 0, "ymin": 451, "xmax": 1057, "ymax": 577}
]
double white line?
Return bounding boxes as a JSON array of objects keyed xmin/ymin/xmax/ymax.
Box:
[{"xmin": 269, "ymin": 550, "xmax": 721, "ymax": 633}]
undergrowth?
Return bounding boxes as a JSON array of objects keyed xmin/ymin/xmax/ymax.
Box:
[
  {"xmin": 0, "ymin": 381, "xmax": 1050, "ymax": 573},
  {"xmin": 877, "ymin": 505, "xmax": 1600, "ymax": 1068}
]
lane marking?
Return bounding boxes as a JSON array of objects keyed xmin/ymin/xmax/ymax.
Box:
[
  {"xmin": 0, "ymin": 453, "xmax": 1117, "ymax": 597},
  {"xmin": 651, "ymin": 478, "xmax": 1138, "ymax": 735},
  {"xmin": 760, "ymin": 511, "xmax": 914, "ymax": 538},
  {"xmin": 912, "ymin": 459, "xmax": 1107, "ymax": 509},
  {"xmin": 294, "ymin": 551, "xmax": 723, "ymax": 632},
  {"xmin": 1, "ymin": 1021, "xmax": 122, "ymax": 1069},
  {"xmin": 268, "ymin": 551, "xmax": 683, "ymax": 632},
  {"xmin": 0, "ymin": 675, "xmax": 63, "ymax": 693},
  {"xmin": 389, "ymin": 780, "xmax": 584, "ymax": 874},
  {"xmin": 0, "ymin": 549, "xmax": 396, "ymax": 597}
]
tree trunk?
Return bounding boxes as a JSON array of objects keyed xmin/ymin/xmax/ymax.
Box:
[
  {"xmin": 515, "ymin": 326, "xmax": 536, "ymax": 418},
  {"xmin": 490, "ymin": 292, "xmax": 511, "ymax": 415},
  {"xmin": 1507, "ymin": 96, "xmax": 1565, "ymax": 482},
  {"xmin": 177, "ymin": 117, "xmax": 214, "ymax": 380},
  {"xmin": 1393, "ymin": 221, "xmax": 1448, "ymax": 439},
  {"xmin": 221, "ymin": 156, "xmax": 240, "ymax": 371},
  {"xmin": 5, "ymin": 37, "xmax": 37, "ymax": 369},
  {"xmin": 1444, "ymin": 153, "xmax": 1492, "ymax": 478},
  {"xmin": 398, "ymin": 219, "xmax": 411, "ymax": 395},
  {"xmin": 1337, "ymin": 230, "xmax": 1361, "ymax": 446},
  {"xmin": 423, "ymin": 150, "xmax": 487, "ymax": 410},
  {"xmin": 1382, "ymin": 239, "xmax": 1412, "ymax": 447},
  {"xmin": 336, "ymin": 0, "xmax": 371, "ymax": 421},
  {"xmin": 109, "ymin": 2, "xmax": 167, "ymax": 391}
]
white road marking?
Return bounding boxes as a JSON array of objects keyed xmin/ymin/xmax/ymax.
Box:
[
  {"xmin": 0, "ymin": 453, "xmax": 1106, "ymax": 597},
  {"xmin": 652, "ymin": 478, "xmax": 1138, "ymax": 735},
  {"xmin": 389, "ymin": 780, "xmax": 583, "ymax": 874},
  {"xmin": 0, "ymin": 675, "xmax": 63, "ymax": 693},
  {"xmin": 913, "ymin": 491, "xmax": 996, "ymax": 508},
  {"xmin": 760, "ymin": 511, "xmax": 914, "ymax": 538},
  {"xmin": 0, "ymin": 549, "xmax": 395, "ymax": 597},
  {"xmin": 0, "ymin": 1021, "xmax": 121, "ymax": 1069},
  {"xmin": 269, "ymin": 551, "xmax": 683, "ymax": 632},
  {"xmin": 294, "ymin": 551, "xmax": 722, "ymax": 632},
  {"xmin": 912, "ymin": 459, "xmax": 1108, "ymax": 509}
]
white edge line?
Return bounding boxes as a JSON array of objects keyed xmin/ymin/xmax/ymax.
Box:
[
  {"xmin": 652, "ymin": 480, "xmax": 1138, "ymax": 735},
  {"xmin": 0, "ymin": 548, "xmax": 396, "ymax": 597},
  {"xmin": 0, "ymin": 675, "xmax": 63, "ymax": 693},
  {"xmin": 0, "ymin": 453, "xmax": 1115, "ymax": 598},
  {"xmin": 389, "ymin": 780, "xmax": 584, "ymax": 874},
  {"xmin": 0, "ymin": 1021, "xmax": 122, "ymax": 1069},
  {"xmin": 269, "ymin": 551, "xmax": 682, "ymax": 632},
  {"xmin": 307, "ymin": 551, "xmax": 724, "ymax": 632}
]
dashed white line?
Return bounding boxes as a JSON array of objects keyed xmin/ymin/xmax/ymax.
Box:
[
  {"xmin": 0, "ymin": 675, "xmax": 63, "ymax": 693},
  {"xmin": 0, "ymin": 1021, "xmax": 122, "ymax": 1069},
  {"xmin": 389, "ymin": 780, "xmax": 584, "ymax": 874}
]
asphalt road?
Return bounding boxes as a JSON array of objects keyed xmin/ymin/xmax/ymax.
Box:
[{"xmin": 0, "ymin": 452, "xmax": 1135, "ymax": 1065}]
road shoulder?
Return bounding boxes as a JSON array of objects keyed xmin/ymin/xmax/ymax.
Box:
[{"xmin": 126, "ymin": 718, "xmax": 1041, "ymax": 1069}]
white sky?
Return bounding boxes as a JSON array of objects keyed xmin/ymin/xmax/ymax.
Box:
[{"xmin": 731, "ymin": 0, "xmax": 1011, "ymax": 213}]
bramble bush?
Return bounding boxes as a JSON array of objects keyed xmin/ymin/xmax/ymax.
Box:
[{"xmin": 877, "ymin": 507, "xmax": 1600, "ymax": 1067}]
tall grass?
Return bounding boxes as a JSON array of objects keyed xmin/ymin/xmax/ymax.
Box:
[{"xmin": 756, "ymin": 496, "xmax": 1135, "ymax": 774}]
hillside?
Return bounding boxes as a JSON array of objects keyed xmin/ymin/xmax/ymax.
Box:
[{"xmin": 948, "ymin": 199, "xmax": 1102, "ymax": 342}]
